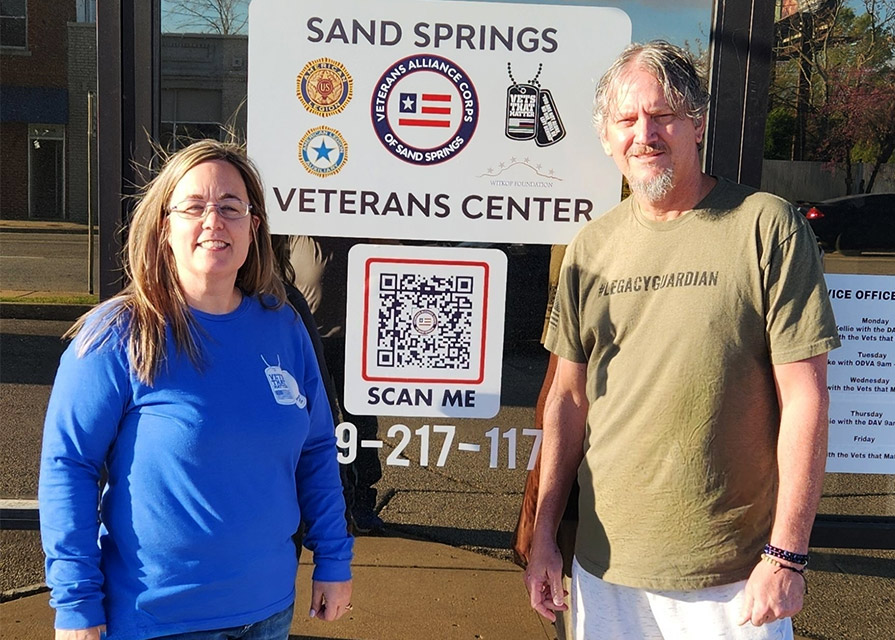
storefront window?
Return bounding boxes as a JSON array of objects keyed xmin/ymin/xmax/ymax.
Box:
[
  {"xmin": 4, "ymin": 3, "xmax": 891, "ymax": 638},
  {"xmin": 756, "ymin": 9, "xmax": 895, "ymax": 637}
]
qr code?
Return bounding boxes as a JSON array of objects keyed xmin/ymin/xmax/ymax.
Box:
[{"xmin": 376, "ymin": 272, "xmax": 474, "ymax": 370}]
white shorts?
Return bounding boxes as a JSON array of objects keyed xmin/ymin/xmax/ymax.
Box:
[{"xmin": 571, "ymin": 556, "xmax": 794, "ymax": 640}]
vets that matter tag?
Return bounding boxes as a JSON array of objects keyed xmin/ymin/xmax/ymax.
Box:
[
  {"xmin": 505, "ymin": 63, "xmax": 565, "ymax": 148},
  {"xmin": 505, "ymin": 84, "xmax": 538, "ymax": 141},
  {"xmin": 262, "ymin": 356, "xmax": 308, "ymax": 408},
  {"xmin": 535, "ymin": 88, "xmax": 565, "ymax": 147}
]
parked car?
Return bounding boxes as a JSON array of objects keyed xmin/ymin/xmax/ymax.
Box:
[{"xmin": 797, "ymin": 193, "xmax": 895, "ymax": 255}]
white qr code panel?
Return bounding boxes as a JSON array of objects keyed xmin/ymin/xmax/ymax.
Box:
[
  {"xmin": 366, "ymin": 261, "xmax": 485, "ymax": 382},
  {"xmin": 345, "ymin": 245, "xmax": 507, "ymax": 418}
]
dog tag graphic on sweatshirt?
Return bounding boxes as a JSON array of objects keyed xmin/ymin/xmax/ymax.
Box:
[{"xmin": 262, "ymin": 355, "xmax": 307, "ymax": 408}]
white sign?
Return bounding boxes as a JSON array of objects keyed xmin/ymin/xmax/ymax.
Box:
[
  {"xmin": 824, "ymin": 274, "xmax": 895, "ymax": 474},
  {"xmin": 343, "ymin": 245, "xmax": 507, "ymax": 418},
  {"xmin": 247, "ymin": 0, "xmax": 631, "ymax": 244}
]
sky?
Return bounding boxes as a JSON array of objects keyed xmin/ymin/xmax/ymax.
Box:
[
  {"xmin": 161, "ymin": 0, "xmax": 714, "ymax": 47},
  {"xmin": 474, "ymin": 0, "xmax": 714, "ymax": 46},
  {"xmin": 162, "ymin": 0, "xmax": 871, "ymax": 47}
]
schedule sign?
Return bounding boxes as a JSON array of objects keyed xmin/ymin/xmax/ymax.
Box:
[{"xmin": 824, "ymin": 274, "xmax": 895, "ymax": 474}]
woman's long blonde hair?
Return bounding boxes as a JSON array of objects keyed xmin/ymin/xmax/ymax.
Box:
[{"xmin": 68, "ymin": 139, "xmax": 286, "ymax": 385}]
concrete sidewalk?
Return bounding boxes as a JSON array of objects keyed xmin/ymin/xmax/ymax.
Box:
[{"xmin": 0, "ymin": 536, "xmax": 553, "ymax": 640}]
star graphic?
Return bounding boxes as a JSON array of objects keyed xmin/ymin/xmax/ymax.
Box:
[
  {"xmin": 401, "ymin": 93, "xmax": 416, "ymax": 112},
  {"xmin": 313, "ymin": 139, "xmax": 333, "ymax": 161}
]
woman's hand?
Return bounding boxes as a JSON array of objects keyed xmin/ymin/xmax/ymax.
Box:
[
  {"xmin": 55, "ymin": 627, "xmax": 103, "ymax": 640},
  {"xmin": 309, "ymin": 579, "xmax": 353, "ymax": 621}
]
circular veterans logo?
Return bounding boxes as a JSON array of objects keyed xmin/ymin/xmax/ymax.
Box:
[
  {"xmin": 297, "ymin": 58, "xmax": 353, "ymax": 117},
  {"xmin": 298, "ymin": 126, "xmax": 348, "ymax": 177},
  {"xmin": 371, "ymin": 54, "xmax": 479, "ymax": 166},
  {"xmin": 412, "ymin": 309, "xmax": 438, "ymax": 335}
]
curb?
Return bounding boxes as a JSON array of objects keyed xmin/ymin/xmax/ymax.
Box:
[
  {"xmin": 0, "ymin": 584, "xmax": 48, "ymax": 604},
  {"xmin": 0, "ymin": 224, "xmax": 92, "ymax": 235},
  {"xmin": 0, "ymin": 303, "xmax": 93, "ymax": 321}
]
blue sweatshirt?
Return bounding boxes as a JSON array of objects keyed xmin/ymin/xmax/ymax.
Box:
[{"xmin": 39, "ymin": 296, "xmax": 353, "ymax": 639}]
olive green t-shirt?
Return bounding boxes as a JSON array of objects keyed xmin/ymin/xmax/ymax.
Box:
[{"xmin": 545, "ymin": 178, "xmax": 840, "ymax": 590}]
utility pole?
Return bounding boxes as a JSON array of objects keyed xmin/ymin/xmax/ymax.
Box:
[{"xmin": 87, "ymin": 91, "xmax": 96, "ymax": 295}]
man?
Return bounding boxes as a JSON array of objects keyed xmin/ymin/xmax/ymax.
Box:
[
  {"xmin": 289, "ymin": 235, "xmax": 385, "ymax": 534},
  {"xmin": 512, "ymin": 245, "xmax": 577, "ymax": 640},
  {"xmin": 524, "ymin": 41, "xmax": 839, "ymax": 639}
]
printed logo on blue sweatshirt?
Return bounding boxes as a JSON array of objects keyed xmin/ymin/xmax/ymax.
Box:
[{"xmin": 261, "ymin": 355, "xmax": 307, "ymax": 408}]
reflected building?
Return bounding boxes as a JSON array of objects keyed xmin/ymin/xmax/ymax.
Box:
[
  {"xmin": 1, "ymin": 1, "xmax": 81, "ymax": 220},
  {"xmin": 160, "ymin": 33, "xmax": 248, "ymax": 149},
  {"xmin": 0, "ymin": 1, "xmax": 247, "ymax": 222}
]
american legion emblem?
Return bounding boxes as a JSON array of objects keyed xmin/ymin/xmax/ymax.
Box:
[{"xmin": 296, "ymin": 58, "xmax": 353, "ymax": 117}]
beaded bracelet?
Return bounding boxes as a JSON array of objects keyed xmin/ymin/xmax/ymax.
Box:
[
  {"xmin": 763, "ymin": 543, "xmax": 809, "ymax": 567},
  {"xmin": 762, "ymin": 553, "xmax": 808, "ymax": 593}
]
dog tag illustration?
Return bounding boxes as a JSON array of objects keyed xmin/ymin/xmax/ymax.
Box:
[
  {"xmin": 505, "ymin": 84, "xmax": 538, "ymax": 141},
  {"xmin": 535, "ymin": 88, "xmax": 566, "ymax": 147},
  {"xmin": 261, "ymin": 355, "xmax": 307, "ymax": 408}
]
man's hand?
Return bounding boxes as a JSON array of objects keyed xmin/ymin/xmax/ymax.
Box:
[
  {"xmin": 310, "ymin": 579, "xmax": 353, "ymax": 621},
  {"xmin": 738, "ymin": 559, "xmax": 805, "ymax": 627},
  {"xmin": 523, "ymin": 537, "xmax": 568, "ymax": 622},
  {"xmin": 55, "ymin": 627, "xmax": 103, "ymax": 640}
]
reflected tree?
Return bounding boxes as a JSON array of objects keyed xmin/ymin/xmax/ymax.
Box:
[
  {"xmin": 768, "ymin": 0, "xmax": 895, "ymax": 192},
  {"xmin": 162, "ymin": 0, "xmax": 249, "ymax": 35}
]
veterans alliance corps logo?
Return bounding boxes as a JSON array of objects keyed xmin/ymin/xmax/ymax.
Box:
[
  {"xmin": 372, "ymin": 54, "xmax": 479, "ymax": 166},
  {"xmin": 297, "ymin": 58, "xmax": 352, "ymax": 177}
]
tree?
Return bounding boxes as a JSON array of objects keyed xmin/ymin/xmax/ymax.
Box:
[
  {"xmin": 767, "ymin": 0, "xmax": 895, "ymax": 192},
  {"xmin": 162, "ymin": 0, "xmax": 248, "ymax": 35}
]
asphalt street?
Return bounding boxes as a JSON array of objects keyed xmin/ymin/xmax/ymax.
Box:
[{"xmin": 0, "ymin": 231, "xmax": 99, "ymax": 294}]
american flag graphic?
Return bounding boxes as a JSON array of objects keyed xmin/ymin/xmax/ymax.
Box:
[
  {"xmin": 398, "ymin": 92, "xmax": 452, "ymax": 128},
  {"xmin": 507, "ymin": 116, "xmax": 534, "ymax": 136}
]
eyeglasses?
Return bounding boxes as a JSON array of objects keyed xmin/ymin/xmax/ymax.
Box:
[{"xmin": 168, "ymin": 198, "xmax": 253, "ymax": 220}]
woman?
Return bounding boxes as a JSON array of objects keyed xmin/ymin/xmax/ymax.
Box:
[{"xmin": 39, "ymin": 140, "xmax": 353, "ymax": 640}]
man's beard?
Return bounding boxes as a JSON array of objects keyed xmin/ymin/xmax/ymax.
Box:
[{"xmin": 629, "ymin": 167, "xmax": 674, "ymax": 203}]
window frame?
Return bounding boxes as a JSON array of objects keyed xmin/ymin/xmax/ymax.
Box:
[
  {"xmin": 0, "ymin": 0, "xmax": 28, "ymax": 50},
  {"xmin": 96, "ymin": 0, "xmax": 895, "ymax": 549},
  {"xmin": 27, "ymin": 123, "xmax": 67, "ymax": 219}
]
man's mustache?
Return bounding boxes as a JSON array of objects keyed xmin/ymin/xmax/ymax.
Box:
[{"xmin": 627, "ymin": 143, "xmax": 668, "ymax": 158}]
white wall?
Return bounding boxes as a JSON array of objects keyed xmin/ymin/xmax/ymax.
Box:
[{"xmin": 761, "ymin": 160, "xmax": 895, "ymax": 203}]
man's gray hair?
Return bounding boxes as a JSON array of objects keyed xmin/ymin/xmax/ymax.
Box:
[{"xmin": 593, "ymin": 40, "xmax": 710, "ymax": 135}]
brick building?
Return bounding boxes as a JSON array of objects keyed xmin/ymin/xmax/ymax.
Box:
[
  {"xmin": 0, "ymin": 0, "xmax": 77, "ymax": 220},
  {"xmin": 1, "ymin": 1, "xmax": 247, "ymax": 222},
  {"xmin": 66, "ymin": 20, "xmax": 98, "ymax": 225}
]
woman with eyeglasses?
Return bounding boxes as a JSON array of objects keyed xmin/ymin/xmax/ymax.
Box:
[{"xmin": 39, "ymin": 139, "xmax": 353, "ymax": 640}]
